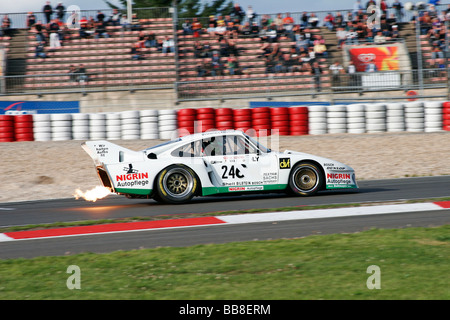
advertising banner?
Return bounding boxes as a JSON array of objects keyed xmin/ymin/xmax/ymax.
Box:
[
  {"xmin": 0, "ymin": 101, "xmax": 79, "ymax": 114},
  {"xmin": 348, "ymin": 46, "xmax": 399, "ymax": 72}
]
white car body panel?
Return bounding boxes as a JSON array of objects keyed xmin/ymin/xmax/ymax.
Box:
[{"xmin": 82, "ymin": 130, "xmax": 357, "ymax": 201}]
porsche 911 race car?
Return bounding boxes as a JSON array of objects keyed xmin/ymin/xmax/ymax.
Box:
[{"xmin": 82, "ymin": 130, "xmax": 357, "ymax": 204}]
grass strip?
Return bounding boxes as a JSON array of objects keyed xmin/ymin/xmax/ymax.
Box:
[{"xmin": 0, "ymin": 225, "xmax": 448, "ymax": 299}]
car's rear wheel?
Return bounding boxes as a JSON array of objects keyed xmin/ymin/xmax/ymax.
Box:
[
  {"xmin": 289, "ymin": 162, "xmax": 323, "ymax": 196},
  {"xmin": 155, "ymin": 165, "xmax": 198, "ymax": 204}
]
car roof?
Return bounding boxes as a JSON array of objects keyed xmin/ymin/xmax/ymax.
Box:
[{"xmin": 178, "ymin": 129, "xmax": 246, "ymax": 143}]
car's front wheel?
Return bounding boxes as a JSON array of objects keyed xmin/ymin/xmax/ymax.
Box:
[
  {"xmin": 289, "ymin": 162, "xmax": 323, "ymax": 196},
  {"xmin": 155, "ymin": 165, "xmax": 198, "ymax": 204}
]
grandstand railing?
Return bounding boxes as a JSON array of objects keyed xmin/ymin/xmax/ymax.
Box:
[{"xmin": 175, "ymin": 67, "xmax": 450, "ymax": 102}]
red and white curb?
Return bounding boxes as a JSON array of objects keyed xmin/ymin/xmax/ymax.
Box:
[{"xmin": 1, "ymin": 201, "xmax": 449, "ymax": 242}]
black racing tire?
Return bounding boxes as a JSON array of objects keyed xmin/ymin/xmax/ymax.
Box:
[
  {"xmin": 288, "ymin": 162, "xmax": 323, "ymax": 196},
  {"xmin": 155, "ymin": 165, "xmax": 199, "ymax": 204}
]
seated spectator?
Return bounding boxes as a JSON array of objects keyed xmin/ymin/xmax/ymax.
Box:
[
  {"xmin": 79, "ymin": 16, "xmax": 91, "ymax": 39},
  {"xmin": 300, "ymin": 12, "xmax": 309, "ymax": 28},
  {"xmin": 282, "ymin": 13, "xmax": 295, "ymax": 39},
  {"xmin": 207, "ymin": 23, "xmax": 217, "ymax": 37},
  {"xmin": 162, "ymin": 36, "xmax": 175, "ymax": 54},
  {"xmin": 336, "ymin": 27, "xmax": 347, "ymax": 49},
  {"xmin": 192, "ymin": 17, "xmax": 203, "ymax": 37},
  {"xmin": 250, "ymin": 21, "xmax": 260, "ymax": 37},
  {"xmin": 210, "ymin": 53, "xmax": 223, "ymax": 76},
  {"xmin": 282, "ymin": 53, "xmax": 298, "ymax": 73},
  {"xmin": 225, "ymin": 56, "xmax": 240, "ymax": 75},
  {"xmin": 308, "ymin": 13, "xmax": 319, "ymax": 27},
  {"xmin": 227, "ymin": 21, "xmax": 239, "ymax": 39},
  {"xmin": 144, "ymin": 31, "xmax": 156, "ymax": 48},
  {"xmin": 97, "ymin": 10, "xmax": 106, "ymax": 23},
  {"xmin": 182, "ymin": 19, "xmax": 192, "ymax": 35},
  {"xmin": 94, "ymin": 22, "xmax": 109, "ymax": 39},
  {"xmin": 120, "ymin": 15, "xmax": 132, "ymax": 30},
  {"xmin": 194, "ymin": 41, "xmax": 205, "ymax": 58},
  {"xmin": 130, "ymin": 43, "xmax": 144, "ymax": 60},
  {"xmin": 68, "ymin": 65, "xmax": 78, "ymax": 82},
  {"xmin": 345, "ymin": 28, "xmax": 358, "ymax": 45},
  {"xmin": 324, "ymin": 13, "xmax": 335, "ymax": 31},
  {"xmin": 109, "ymin": 9, "xmax": 122, "ymax": 26},
  {"xmin": 239, "ymin": 21, "xmax": 252, "ymax": 37},
  {"xmin": 214, "ymin": 20, "xmax": 228, "ymax": 41},
  {"xmin": 1, "ymin": 15, "xmax": 12, "ymax": 37},
  {"xmin": 27, "ymin": 12, "xmax": 37, "ymax": 29},
  {"xmin": 49, "ymin": 31, "xmax": 61, "ymax": 49},
  {"xmin": 130, "ymin": 13, "xmax": 142, "ymax": 31},
  {"xmin": 365, "ymin": 62, "xmax": 377, "ymax": 72},
  {"xmin": 429, "ymin": 42, "xmax": 445, "ymax": 67},
  {"xmin": 35, "ymin": 41, "xmax": 47, "ymax": 58},
  {"xmin": 330, "ymin": 61, "xmax": 344, "ymax": 86},
  {"xmin": 374, "ymin": 31, "xmax": 387, "ymax": 44},
  {"xmin": 390, "ymin": 25, "xmax": 400, "ymax": 40},
  {"xmin": 314, "ymin": 41, "xmax": 328, "ymax": 58},
  {"xmin": 76, "ymin": 64, "xmax": 89, "ymax": 83},
  {"xmin": 196, "ymin": 60, "xmax": 207, "ymax": 77}
]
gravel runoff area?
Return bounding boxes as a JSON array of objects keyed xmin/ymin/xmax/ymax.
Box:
[{"xmin": 1, "ymin": 131, "xmax": 449, "ymax": 203}]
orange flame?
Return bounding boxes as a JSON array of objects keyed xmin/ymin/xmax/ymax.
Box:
[{"xmin": 74, "ymin": 186, "xmax": 112, "ymax": 202}]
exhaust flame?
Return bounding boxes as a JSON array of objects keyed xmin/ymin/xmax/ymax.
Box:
[{"xmin": 74, "ymin": 186, "xmax": 112, "ymax": 202}]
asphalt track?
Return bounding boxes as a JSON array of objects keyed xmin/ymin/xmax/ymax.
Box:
[{"xmin": 0, "ymin": 176, "xmax": 449, "ymax": 259}]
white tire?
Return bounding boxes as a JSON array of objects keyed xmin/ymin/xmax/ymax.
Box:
[
  {"xmin": 33, "ymin": 114, "xmax": 51, "ymax": 121},
  {"xmin": 51, "ymin": 114, "xmax": 72, "ymax": 121},
  {"xmin": 140, "ymin": 110, "xmax": 159, "ymax": 117}
]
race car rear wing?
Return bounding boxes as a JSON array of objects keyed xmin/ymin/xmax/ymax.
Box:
[{"xmin": 82, "ymin": 140, "xmax": 145, "ymax": 166}]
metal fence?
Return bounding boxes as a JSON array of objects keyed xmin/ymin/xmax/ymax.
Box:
[{"xmin": 1, "ymin": 4, "xmax": 449, "ymax": 102}]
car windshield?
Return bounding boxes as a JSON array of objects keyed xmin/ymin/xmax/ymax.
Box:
[{"xmin": 246, "ymin": 135, "xmax": 271, "ymax": 153}]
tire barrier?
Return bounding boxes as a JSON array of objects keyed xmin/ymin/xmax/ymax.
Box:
[
  {"xmin": 13, "ymin": 114, "xmax": 34, "ymax": 142},
  {"xmin": 121, "ymin": 110, "xmax": 140, "ymax": 140},
  {"xmin": 72, "ymin": 113, "xmax": 90, "ymax": 140},
  {"xmin": 308, "ymin": 105, "xmax": 327, "ymax": 135},
  {"xmin": 386, "ymin": 103, "xmax": 405, "ymax": 132},
  {"xmin": 0, "ymin": 115, "xmax": 15, "ymax": 142},
  {"xmin": 288, "ymin": 106, "xmax": 309, "ymax": 136},
  {"xmin": 158, "ymin": 109, "xmax": 177, "ymax": 140},
  {"xmin": 32, "ymin": 114, "xmax": 52, "ymax": 141},
  {"xmin": 51, "ymin": 114, "xmax": 72, "ymax": 141},
  {"xmin": 0, "ymin": 101, "xmax": 448, "ymax": 143},
  {"xmin": 140, "ymin": 110, "xmax": 159, "ymax": 140},
  {"xmin": 443, "ymin": 102, "xmax": 450, "ymax": 131},
  {"xmin": 346, "ymin": 104, "xmax": 366, "ymax": 134},
  {"xmin": 177, "ymin": 108, "xmax": 196, "ymax": 136},
  {"xmin": 215, "ymin": 108, "xmax": 234, "ymax": 131},
  {"xmin": 424, "ymin": 101, "xmax": 443, "ymax": 133},
  {"xmin": 327, "ymin": 105, "xmax": 347, "ymax": 134}
]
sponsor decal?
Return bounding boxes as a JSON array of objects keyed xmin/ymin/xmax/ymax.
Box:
[
  {"xmin": 326, "ymin": 173, "xmax": 352, "ymax": 185},
  {"xmin": 279, "ymin": 158, "xmax": 291, "ymax": 169},
  {"xmin": 116, "ymin": 172, "xmax": 149, "ymax": 181},
  {"xmin": 228, "ymin": 186, "xmax": 264, "ymax": 192}
]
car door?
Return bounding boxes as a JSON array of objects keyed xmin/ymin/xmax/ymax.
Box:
[{"xmin": 202, "ymin": 134, "xmax": 279, "ymax": 190}]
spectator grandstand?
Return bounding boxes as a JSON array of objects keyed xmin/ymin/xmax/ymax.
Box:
[{"xmin": 0, "ymin": 1, "xmax": 448, "ymax": 101}]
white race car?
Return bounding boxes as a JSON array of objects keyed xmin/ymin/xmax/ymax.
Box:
[{"xmin": 82, "ymin": 130, "xmax": 357, "ymax": 204}]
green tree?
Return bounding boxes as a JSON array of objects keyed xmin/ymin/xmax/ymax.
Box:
[{"xmin": 104, "ymin": 0, "xmax": 234, "ymax": 18}]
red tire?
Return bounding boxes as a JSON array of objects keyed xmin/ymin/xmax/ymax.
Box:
[
  {"xmin": 0, "ymin": 115, "xmax": 13, "ymax": 121},
  {"xmin": 177, "ymin": 120, "xmax": 195, "ymax": 128},
  {"xmin": 289, "ymin": 113, "xmax": 309, "ymax": 121},
  {"xmin": 288, "ymin": 106, "xmax": 308, "ymax": 114},
  {"xmin": 251, "ymin": 107, "xmax": 270, "ymax": 114},
  {"xmin": 15, "ymin": 127, "xmax": 34, "ymax": 134},
  {"xmin": 15, "ymin": 133, "xmax": 34, "ymax": 141},
  {"xmin": 196, "ymin": 108, "xmax": 215, "ymax": 115},
  {"xmin": 215, "ymin": 115, "xmax": 233, "ymax": 122},
  {"xmin": 0, "ymin": 121, "xmax": 14, "ymax": 128},
  {"xmin": 270, "ymin": 107, "xmax": 289, "ymax": 116},
  {"xmin": 215, "ymin": 108, "xmax": 233, "ymax": 116},
  {"xmin": 195, "ymin": 119, "xmax": 215, "ymax": 126},
  {"xmin": 14, "ymin": 115, "xmax": 34, "ymax": 122},
  {"xmin": 0, "ymin": 132, "xmax": 15, "ymax": 139},
  {"xmin": 0, "ymin": 126, "xmax": 14, "ymax": 133},
  {"xmin": 252, "ymin": 118, "xmax": 271, "ymax": 126},
  {"xmin": 177, "ymin": 109, "xmax": 196, "ymax": 116},
  {"xmin": 233, "ymin": 109, "xmax": 251, "ymax": 116},
  {"xmin": 196, "ymin": 113, "xmax": 215, "ymax": 120},
  {"xmin": 271, "ymin": 115, "xmax": 290, "ymax": 122},
  {"xmin": 177, "ymin": 115, "xmax": 196, "ymax": 122},
  {"xmin": 0, "ymin": 138, "xmax": 15, "ymax": 142},
  {"xmin": 251, "ymin": 112, "xmax": 270, "ymax": 120}
]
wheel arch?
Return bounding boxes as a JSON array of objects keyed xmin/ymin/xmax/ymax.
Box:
[
  {"xmin": 152, "ymin": 163, "xmax": 203, "ymax": 198},
  {"xmin": 291, "ymin": 159, "xmax": 326, "ymax": 191}
]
